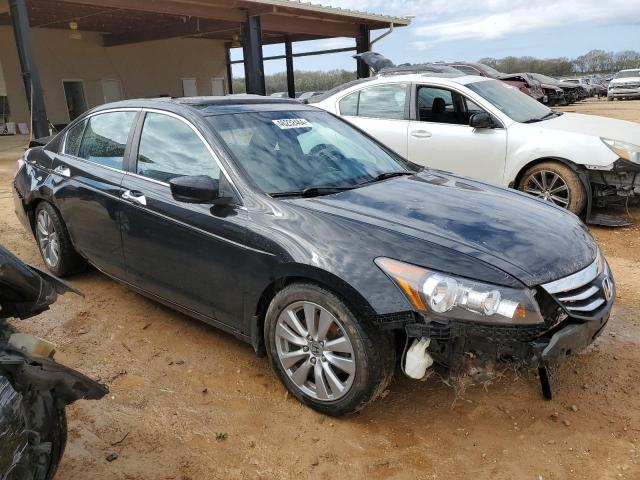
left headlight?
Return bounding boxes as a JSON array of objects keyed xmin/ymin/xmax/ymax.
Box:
[
  {"xmin": 375, "ymin": 257, "xmax": 544, "ymax": 325},
  {"xmin": 602, "ymin": 138, "xmax": 640, "ymax": 164}
]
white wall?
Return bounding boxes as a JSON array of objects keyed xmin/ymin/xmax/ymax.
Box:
[{"xmin": 0, "ymin": 26, "xmax": 228, "ymax": 125}]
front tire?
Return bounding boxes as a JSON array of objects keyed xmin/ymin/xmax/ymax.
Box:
[
  {"xmin": 34, "ymin": 202, "xmax": 85, "ymax": 276},
  {"xmin": 265, "ymin": 283, "xmax": 394, "ymax": 416},
  {"xmin": 518, "ymin": 161, "xmax": 587, "ymax": 215}
]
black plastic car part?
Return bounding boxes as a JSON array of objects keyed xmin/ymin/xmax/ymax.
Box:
[{"xmin": 1, "ymin": 244, "xmax": 108, "ymax": 479}]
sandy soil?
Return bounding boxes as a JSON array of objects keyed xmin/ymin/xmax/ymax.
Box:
[{"xmin": 1, "ymin": 98, "xmax": 639, "ymax": 479}]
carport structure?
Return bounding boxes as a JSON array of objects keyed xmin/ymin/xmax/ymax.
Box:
[{"xmin": 2, "ymin": 0, "xmax": 409, "ymax": 138}]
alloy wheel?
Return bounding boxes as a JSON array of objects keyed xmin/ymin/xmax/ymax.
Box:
[
  {"xmin": 36, "ymin": 209, "xmax": 60, "ymax": 269},
  {"xmin": 275, "ymin": 301, "xmax": 356, "ymax": 401},
  {"xmin": 522, "ymin": 170, "xmax": 570, "ymax": 208}
]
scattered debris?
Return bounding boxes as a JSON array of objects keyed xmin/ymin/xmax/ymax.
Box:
[
  {"xmin": 110, "ymin": 432, "xmax": 130, "ymax": 447},
  {"xmin": 215, "ymin": 432, "xmax": 228, "ymax": 441}
]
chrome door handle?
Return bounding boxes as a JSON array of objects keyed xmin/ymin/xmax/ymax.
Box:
[
  {"xmin": 411, "ymin": 130, "xmax": 432, "ymax": 139},
  {"xmin": 122, "ymin": 190, "xmax": 147, "ymax": 206},
  {"xmin": 53, "ymin": 165, "xmax": 71, "ymax": 178}
]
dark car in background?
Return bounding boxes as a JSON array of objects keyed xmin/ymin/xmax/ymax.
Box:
[
  {"xmin": 13, "ymin": 96, "xmax": 614, "ymax": 416},
  {"xmin": 1, "ymin": 245, "xmax": 107, "ymax": 479}
]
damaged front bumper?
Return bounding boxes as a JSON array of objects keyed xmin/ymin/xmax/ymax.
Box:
[
  {"xmin": 588, "ymin": 159, "xmax": 640, "ymax": 208},
  {"xmin": 404, "ymin": 256, "xmax": 615, "ymax": 380}
]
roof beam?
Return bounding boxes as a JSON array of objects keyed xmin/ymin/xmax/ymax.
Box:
[
  {"xmin": 103, "ymin": 17, "xmax": 237, "ymax": 46},
  {"xmin": 58, "ymin": 0, "xmax": 247, "ymax": 23},
  {"xmin": 261, "ymin": 13, "xmax": 358, "ymax": 38}
]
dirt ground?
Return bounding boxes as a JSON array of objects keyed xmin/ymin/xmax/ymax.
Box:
[{"xmin": 1, "ymin": 98, "xmax": 640, "ymax": 479}]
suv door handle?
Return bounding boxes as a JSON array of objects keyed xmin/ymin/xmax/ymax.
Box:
[
  {"xmin": 53, "ymin": 165, "xmax": 71, "ymax": 178},
  {"xmin": 411, "ymin": 130, "xmax": 432, "ymax": 139},
  {"xmin": 122, "ymin": 190, "xmax": 147, "ymax": 206}
]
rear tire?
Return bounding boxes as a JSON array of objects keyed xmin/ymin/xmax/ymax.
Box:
[
  {"xmin": 265, "ymin": 283, "xmax": 395, "ymax": 416},
  {"xmin": 34, "ymin": 202, "xmax": 85, "ymax": 277},
  {"xmin": 518, "ymin": 161, "xmax": 587, "ymax": 215}
]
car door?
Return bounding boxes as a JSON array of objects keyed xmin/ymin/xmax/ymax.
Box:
[
  {"xmin": 119, "ymin": 110, "xmax": 247, "ymax": 327},
  {"xmin": 336, "ymin": 83, "xmax": 410, "ymax": 157},
  {"xmin": 407, "ymin": 84, "xmax": 507, "ymax": 184},
  {"xmin": 51, "ymin": 110, "xmax": 139, "ymax": 278}
]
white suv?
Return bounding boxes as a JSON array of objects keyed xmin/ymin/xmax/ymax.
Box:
[
  {"xmin": 608, "ymin": 69, "xmax": 640, "ymax": 101},
  {"xmin": 311, "ymin": 74, "xmax": 640, "ymax": 216}
]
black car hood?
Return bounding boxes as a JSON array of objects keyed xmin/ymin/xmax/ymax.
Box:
[{"xmin": 293, "ymin": 172, "xmax": 596, "ymax": 287}]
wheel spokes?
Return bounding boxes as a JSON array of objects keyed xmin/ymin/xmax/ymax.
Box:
[
  {"xmin": 325, "ymin": 352, "xmax": 355, "ymax": 375},
  {"xmin": 316, "ymin": 310, "xmax": 333, "ymax": 341},
  {"xmin": 290, "ymin": 358, "xmax": 313, "ymax": 387},
  {"xmin": 276, "ymin": 322, "xmax": 307, "ymax": 347},
  {"xmin": 275, "ymin": 301, "xmax": 356, "ymax": 402},
  {"xmin": 324, "ymin": 336, "xmax": 351, "ymax": 353},
  {"xmin": 303, "ymin": 303, "xmax": 317, "ymax": 339},
  {"xmin": 280, "ymin": 349, "xmax": 307, "ymax": 369},
  {"xmin": 314, "ymin": 362, "xmax": 330, "ymax": 400}
]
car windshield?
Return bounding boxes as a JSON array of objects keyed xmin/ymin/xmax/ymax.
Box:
[
  {"xmin": 615, "ymin": 70, "xmax": 640, "ymax": 79},
  {"xmin": 466, "ymin": 79, "xmax": 554, "ymax": 123},
  {"xmin": 478, "ymin": 63, "xmax": 501, "ymax": 76},
  {"xmin": 207, "ymin": 110, "xmax": 414, "ymax": 196}
]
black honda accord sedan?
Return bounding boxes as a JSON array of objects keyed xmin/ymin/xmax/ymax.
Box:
[{"xmin": 13, "ymin": 96, "xmax": 614, "ymax": 415}]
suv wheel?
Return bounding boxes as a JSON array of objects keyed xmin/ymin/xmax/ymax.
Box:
[
  {"xmin": 518, "ymin": 161, "xmax": 587, "ymax": 215},
  {"xmin": 34, "ymin": 202, "xmax": 85, "ymax": 276},
  {"xmin": 265, "ymin": 283, "xmax": 394, "ymax": 416}
]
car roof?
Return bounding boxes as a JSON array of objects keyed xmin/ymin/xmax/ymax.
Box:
[
  {"xmin": 87, "ymin": 95, "xmax": 315, "ymax": 117},
  {"xmin": 308, "ymin": 73, "xmax": 491, "ymax": 103}
]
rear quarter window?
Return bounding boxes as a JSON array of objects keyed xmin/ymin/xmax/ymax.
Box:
[
  {"xmin": 63, "ymin": 120, "xmax": 86, "ymax": 156},
  {"xmin": 77, "ymin": 111, "xmax": 136, "ymax": 169}
]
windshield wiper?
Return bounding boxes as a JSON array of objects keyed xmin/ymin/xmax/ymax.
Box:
[
  {"xmin": 269, "ymin": 186, "xmax": 355, "ymax": 198},
  {"xmin": 522, "ymin": 111, "xmax": 560, "ymax": 124},
  {"xmin": 356, "ymin": 171, "xmax": 414, "ymax": 187}
]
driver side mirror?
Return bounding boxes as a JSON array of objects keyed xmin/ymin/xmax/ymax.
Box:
[
  {"xmin": 170, "ymin": 175, "xmax": 226, "ymax": 204},
  {"xmin": 469, "ymin": 112, "xmax": 493, "ymax": 129}
]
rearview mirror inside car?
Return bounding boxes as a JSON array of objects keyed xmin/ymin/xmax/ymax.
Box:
[
  {"xmin": 469, "ymin": 112, "xmax": 493, "ymax": 129},
  {"xmin": 170, "ymin": 175, "xmax": 222, "ymax": 204}
]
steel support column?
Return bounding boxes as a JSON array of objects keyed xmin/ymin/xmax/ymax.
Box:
[
  {"xmin": 285, "ymin": 36, "xmax": 295, "ymax": 98},
  {"xmin": 356, "ymin": 23, "xmax": 371, "ymax": 79},
  {"xmin": 9, "ymin": 0, "xmax": 48, "ymax": 138},
  {"xmin": 242, "ymin": 15, "xmax": 265, "ymax": 95},
  {"xmin": 225, "ymin": 43, "xmax": 233, "ymax": 95}
]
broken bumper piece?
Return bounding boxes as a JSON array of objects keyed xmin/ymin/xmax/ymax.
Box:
[{"xmin": 405, "ymin": 302, "xmax": 611, "ymax": 371}]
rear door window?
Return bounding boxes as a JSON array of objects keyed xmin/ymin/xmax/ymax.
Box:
[
  {"xmin": 77, "ymin": 111, "xmax": 136, "ymax": 169},
  {"xmin": 338, "ymin": 84, "xmax": 407, "ymax": 120},
  {"xmin": 136, "ymin": 112, "xmax": 220, "ymax": 183}
]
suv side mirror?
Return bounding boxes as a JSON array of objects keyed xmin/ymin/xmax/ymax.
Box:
[
  {"xmin": 170, "ymin": 175, "xmax": 220, "ymax": 204},
  {"xmin": 469, "ymin": 112, "xmax": 493, "ymax": 129}
]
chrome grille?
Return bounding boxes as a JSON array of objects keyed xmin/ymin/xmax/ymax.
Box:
[{"xmin": 541, "ymin": 252, "xmax": 613, "ymax": 318}]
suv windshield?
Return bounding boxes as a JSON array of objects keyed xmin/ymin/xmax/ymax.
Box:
[
  {"xmin": 467, "ymin": 79, "xmax": 554, "ymax": 123},
  {"xmin": 615, "ymin": 70, "xmax": 640, "ymax": 79},
  {"xmin": 208, "ymin": 110, "xmax": 414, "ymax": 196}
]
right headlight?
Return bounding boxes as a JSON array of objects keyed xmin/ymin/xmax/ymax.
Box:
[
  {"xmin": 601, "ymin": 138, "xmax": 640, "ymax": 164},
  {"xmin": 375, "ymin": 257, "xmax": 543, "ymax": 325}
]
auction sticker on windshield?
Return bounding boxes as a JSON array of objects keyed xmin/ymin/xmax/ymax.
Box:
[{"xmin": 272, "ymin": 119, "xmax": 312, "ymax": 129}]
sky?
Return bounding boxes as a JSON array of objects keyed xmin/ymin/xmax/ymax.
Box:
[{"xmin": 231, "ymin": 0, "xmax": 640, "ymax": 76}]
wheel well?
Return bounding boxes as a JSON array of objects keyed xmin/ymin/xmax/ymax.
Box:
[
  {"xmin": 252, "ymin": 275, "xmax": 376, "ymax": 355},
  {"xmin": 512, "ymin": 157, "xmax": 582, "ymax": 189}
]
